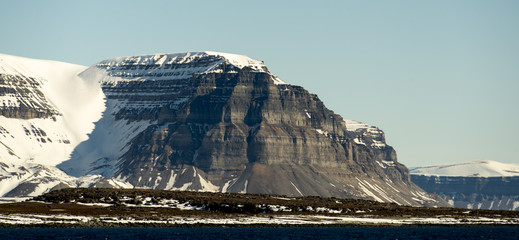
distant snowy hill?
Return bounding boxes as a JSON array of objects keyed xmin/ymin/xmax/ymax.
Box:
[
  {"xmin": 411, "ymin": 160, "xmax": 519, "ymax": 211},
  {"xmin": 410, "ymin": 160, "xmax": 519, "ymax": 177}
]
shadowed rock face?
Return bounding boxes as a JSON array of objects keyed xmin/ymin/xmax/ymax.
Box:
[{"xmin": 61, "ymin": 52, "xmax": 447, "ymax": 207}]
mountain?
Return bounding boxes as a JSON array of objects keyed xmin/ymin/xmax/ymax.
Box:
[
  {"xmin": 411, "ymin": 160, "xmax": 519, "ymax": 210},
  {"xmin": 0, "ymin": 52, "xmax": 446, "ymax": 207}
]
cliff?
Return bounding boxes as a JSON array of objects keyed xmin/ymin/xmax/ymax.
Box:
[{"xmin": 58, "ymin": 52, "xmax": 445, "ymax": 206}]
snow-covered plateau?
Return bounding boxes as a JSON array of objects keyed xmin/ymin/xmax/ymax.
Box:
[
  {"xmin": 410, "ymin": 160, "xmax": 519, "ymax": 177},
  {"xmin": 411, "ymin": 160, "xmax": 519, "ymax": 211}
]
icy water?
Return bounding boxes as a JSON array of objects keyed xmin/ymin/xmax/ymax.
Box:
[{"xmin": 1, "ymin": 227, "xmax": 518, "ymax": 239}]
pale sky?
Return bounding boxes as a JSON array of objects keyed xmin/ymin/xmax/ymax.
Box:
[{"xmin": 1, "ymin": 0, "xmax": 518, "ymax": 167}]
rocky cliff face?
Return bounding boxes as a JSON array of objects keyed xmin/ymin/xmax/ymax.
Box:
[
  {"xmin": 412, "ymin": 175, "xmax": 519, "ymax": 210},
  {"xmin": 56, "ymin": 52, "xmax": 446, "ymax": 207}
]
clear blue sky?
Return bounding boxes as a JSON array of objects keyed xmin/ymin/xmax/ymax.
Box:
[{"xmin": 2, "ymin": 0, "xmax": 518, "ymax": 167}]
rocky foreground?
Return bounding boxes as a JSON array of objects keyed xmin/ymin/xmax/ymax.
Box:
[{"xmin": 0, "ymin": 188, "xmax": 517, "ymax": 227}]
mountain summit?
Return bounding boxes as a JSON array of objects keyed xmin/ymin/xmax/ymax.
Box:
[{"xmin": 0, "ymin": 52, "xmax": 446, "ymax": 207}]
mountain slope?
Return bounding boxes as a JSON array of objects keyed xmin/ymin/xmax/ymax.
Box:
[
  {"xmin": 411, "ymin": 160, "xmax": 519, "ymax": 210},
  {"xmin": 0, "ymin": 53, "xmax": 104, "ymax": 164},
  {"xmin": 1, "ymin": 52, "xmax": 446, "ymax": 207},
  {"xmin": 0, "ymin": 54, "xmax": 129, "ymax": 196}
]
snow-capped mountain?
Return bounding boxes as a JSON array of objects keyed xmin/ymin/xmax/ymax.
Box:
[
  {"xmin": 0, "ymin": 52, "xmax": 446, "ymax": 207},
  {"xmin": 411, "ymin": 160, "xmax": 519, "ymax": 210}
]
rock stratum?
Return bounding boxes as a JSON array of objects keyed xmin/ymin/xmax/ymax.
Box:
[{"xmin": 0, "ymin": 52, "xmax": 446, "ymax": 207}]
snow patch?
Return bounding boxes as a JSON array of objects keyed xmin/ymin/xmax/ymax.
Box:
[
  {"xmin": 240, "ymin": 180, "xmax": 248, "ymax": 194},
  {"xmin": 197, "ymin": 173, "xmax": 219, "ymax": 192},
  {"xmin": 304, "ymin": 110, "xmax": 311, "ymax": 119},
  {"xmin": 290, "ymin": 181, "xmax": 303, "ymax": 196},
  {"xmin": 513, "ymin": 201, "xmax": 519, "ymax": 211},
  {"xmin": 344, "ymin": 119, "xmax": 371, "ymax": 132},
  {"xmin": 165, "ymin": 171, "xmax": 178, "ymax": 190}
]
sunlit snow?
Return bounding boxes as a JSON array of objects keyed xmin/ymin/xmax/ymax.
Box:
[{"xmin": 410, "ymin": 160, "xmax": 519, "ymax": 177}]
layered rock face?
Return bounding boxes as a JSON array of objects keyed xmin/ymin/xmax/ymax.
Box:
[
  {"xmin": 58, "ymin": 52, "xmax": 446, "ymax": 207},
  {"xmin": 412, "ymin": 175, "xmax": 519, "ymax": 210},
  {"xmin": 0, "ymin": 74, "xmax": 59, "ymax": 119}
]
